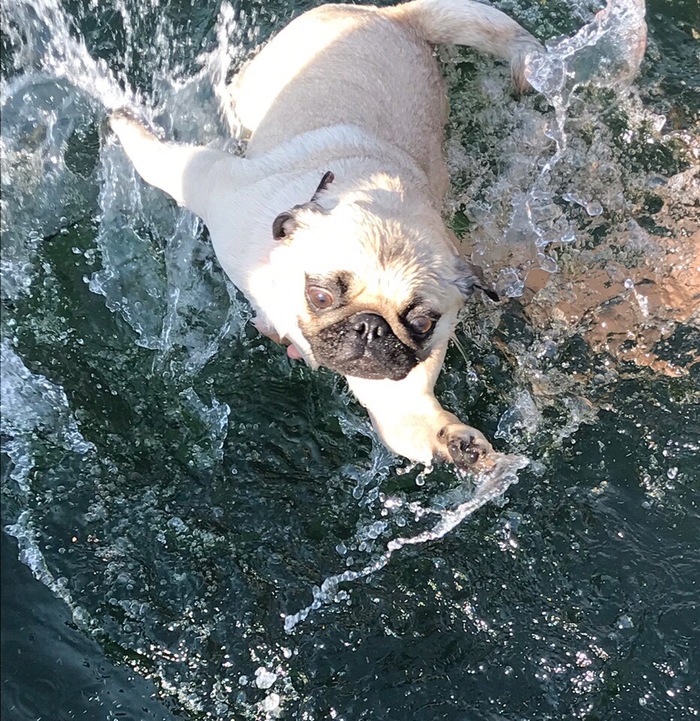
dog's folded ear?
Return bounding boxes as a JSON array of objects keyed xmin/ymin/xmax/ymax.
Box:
[
  {"xmin": 453, "ymin": 258, "xmax": 500, "ymax": 302},
  {"xmin": 311, "ymin": 170, "xmax": 334, "ymax": 201},
  {"xmin": 272, "ymin": 210, "xmax": 298, "ymax": 240},
  {"xmin": 272, "ymin": 202, "xmax": 329, "ymax": 241},
  {"xmin": 272, "ymin": 170, "xmax": 335, "ymax": 241}
]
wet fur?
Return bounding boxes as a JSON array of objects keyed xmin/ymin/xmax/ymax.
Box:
[{"xmin": 110, "ymin": 0, "xmax": 542, "ymax": 469}]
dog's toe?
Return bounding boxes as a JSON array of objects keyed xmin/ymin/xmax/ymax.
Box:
[{"xmin": 437, "ymin": 423, "xmax": 495, "ymax": 471}]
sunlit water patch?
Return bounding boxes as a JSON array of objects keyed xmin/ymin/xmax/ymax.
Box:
[{"xmin": 1, "ymin": 0, "xmax": 698, "ymax": 718}]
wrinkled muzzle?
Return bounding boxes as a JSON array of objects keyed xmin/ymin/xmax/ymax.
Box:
[{"xmin": 309, "ymin": 311, "xmax": 419, "ymax": 380}]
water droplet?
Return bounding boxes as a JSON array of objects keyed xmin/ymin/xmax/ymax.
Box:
[
  {"xmin": 617, "ymin": 614, "xmax": 634, "ymax": 629},
  {"xmin": 586, "ymin": 200, "xmax": 603, "ymax": 216},
  {"xmin": 261, "ymin": 693, "xmax": 280, "ymax": 712},
  {"xmin": 254, "ymin": 667, "xmax": 277, "ymax": 689}
]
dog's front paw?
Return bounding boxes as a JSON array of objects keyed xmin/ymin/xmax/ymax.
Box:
[
  {"xmin": 109, "ymin": 107, "xmax": 142, "ymax": 132},
  {"xmin": 436, "ymin": 422, "xmax": 495, "ymax": 472},
  {"xmin": 109, "ymin": 108, "xmax": 162, "ymax": 144}
]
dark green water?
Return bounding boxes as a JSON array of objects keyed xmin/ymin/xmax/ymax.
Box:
[{"xmin": 1, "ymin": 0, "xmax": 698, "ymax": 719}]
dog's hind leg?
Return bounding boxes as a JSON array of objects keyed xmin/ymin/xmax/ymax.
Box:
[{"xmin": 385, "ymin": 0, "xmax": 543, "ymax": 91}]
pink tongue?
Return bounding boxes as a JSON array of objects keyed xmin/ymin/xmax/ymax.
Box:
[{"xmin": 287, "ymin": 344, "xmax": 303, "ymax": 360}]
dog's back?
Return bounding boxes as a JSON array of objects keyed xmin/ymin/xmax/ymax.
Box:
[
  {"xmin": 231, "ymin": 0, "xmax": 541, "ymax": 186},
  {"xmin": 231, "ymin": 4, "xmax": 447, "ymax": 183}
]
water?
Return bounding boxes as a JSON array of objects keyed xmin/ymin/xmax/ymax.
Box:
[{"xmin": 1, "ymin": 0, "xmax": 698, "ymax": 718}]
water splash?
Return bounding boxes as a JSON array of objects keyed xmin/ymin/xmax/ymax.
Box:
[
  {"xmin": 2, "ymin": 0, "xmax": 249, "ymax": 371},
  {"xmin": 0, "ymin": 341, "xmax": 95, "ymax": 627},
  {"xmin": 0, "ymin": 339, "xmax": 94, "ymax": 492},
  {"xmin": 449, "ymin": 0, "xmax": 649, "ymax": 297},
  {"xmin": 0, "ymin": 0, "xmax": 127, "ymax": 300},
  {"xmin": 515, "ymin": 0, "xmax": 647, "ymax": 280},
  {"xmin": 528, "ymin": 0, "xmax": 647, "ymax": 151},
  {"xmin": 1, "ymin": 0, "xmax": 131, "ymax": 109},
  {"xmin": 1, "ymin": 0, "xmax": 697, "ymax": 716},
  {"xmin": 284, "ymin": 452, "xmax": 528, "ymax": 632}
]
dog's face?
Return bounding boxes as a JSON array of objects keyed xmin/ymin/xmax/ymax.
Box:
[{"xmin": 271, "ymin": 178, "xmax": 482, "ymax": 380}]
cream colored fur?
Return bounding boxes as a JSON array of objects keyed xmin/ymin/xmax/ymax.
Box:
[{"xmin": 110, "ymin": 0, "xmax": 542, "ymax": 470}]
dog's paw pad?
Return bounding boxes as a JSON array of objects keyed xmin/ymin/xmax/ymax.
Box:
[
  {"xmin": 447, "ymin": 435, "xmax": 484, "ymax": 466},
  {"xmin": 438, "ymin": 424, "xmax": 495, "ymax": 471}
]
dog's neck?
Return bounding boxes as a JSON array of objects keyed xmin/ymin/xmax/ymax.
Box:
[{"xmin": 247, "ymin": 124, "xmax": 437, "ymax": 207}]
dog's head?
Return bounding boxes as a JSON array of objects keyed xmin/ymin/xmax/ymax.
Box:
[{"xmin": 271, "ymin": 172, "xmax": 491, "ymax": 381}]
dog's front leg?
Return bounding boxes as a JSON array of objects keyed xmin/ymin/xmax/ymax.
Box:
[
  {"xmin": 346, "ymin": 346, "xmax": 495, "ymax": 472},
  {"xmin": 109, "ymin": 111, "xmax": 249, "ymax": 223}
]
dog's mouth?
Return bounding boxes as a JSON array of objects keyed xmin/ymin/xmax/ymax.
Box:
[{"xmin": 307, "ymin": 311, "xmax": 420, "ymax": 381}]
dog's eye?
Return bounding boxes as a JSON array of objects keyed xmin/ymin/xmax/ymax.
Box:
[
  {"xmin": 307, "ymin": 285, "xmax": 335, "ymax": 310},
  {"xmin": 410, "ymin": 316, "xmax": 434, "ymax": 335}
]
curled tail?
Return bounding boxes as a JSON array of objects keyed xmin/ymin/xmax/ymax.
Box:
[{"xmin": 385, "ymin": 0, "xmax": 543, "ymax": 91}]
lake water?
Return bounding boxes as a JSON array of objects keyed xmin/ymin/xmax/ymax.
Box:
[{"xmin": 1, "ymin": 0, "xmax": 698, "ymax": 719}]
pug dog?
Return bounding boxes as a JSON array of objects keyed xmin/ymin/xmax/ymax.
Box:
[{"xmin": 110, "ymin": 0, "xmax": 542, "ymax": 471}]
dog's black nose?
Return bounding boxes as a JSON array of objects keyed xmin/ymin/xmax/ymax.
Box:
[{"xmin": 351, "ymin": 313, "xmax": 390, "ymax": 343}]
